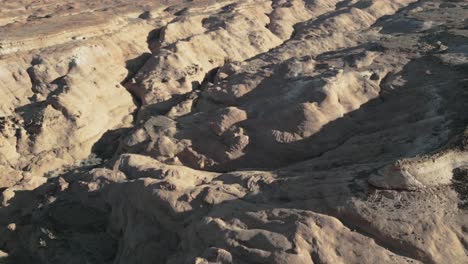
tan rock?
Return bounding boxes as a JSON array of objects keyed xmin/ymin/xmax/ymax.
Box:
[{"xmin": 1, "ymin": 1, "xmax": 467, "ymax": 264}]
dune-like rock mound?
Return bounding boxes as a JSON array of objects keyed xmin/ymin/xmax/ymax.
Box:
[{"xmin": 0, "ymin": 0, "xmax": 467, "ymax": 263}]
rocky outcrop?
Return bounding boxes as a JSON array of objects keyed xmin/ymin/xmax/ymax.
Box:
[
  {"xmin": 370, "ymin": 130, "xmax": 468, "ymax": 190},
  {"xmin": 0, "ymin": 0, "xmax": 467, "ymax": 264}
]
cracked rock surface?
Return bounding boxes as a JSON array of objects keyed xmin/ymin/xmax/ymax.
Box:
[{"xmin": 0, "ymin": 0, "xmax": 467, "ymax": 263}]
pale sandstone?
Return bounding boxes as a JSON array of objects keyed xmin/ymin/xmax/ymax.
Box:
[{"xmin": 0, "ymin": 1, "xmax": 467, "ymax": 264}]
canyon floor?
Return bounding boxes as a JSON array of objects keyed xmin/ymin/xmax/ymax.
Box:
[{"xmin": 0, "ymin": 0, "xmax": 467, "ymax": 263}]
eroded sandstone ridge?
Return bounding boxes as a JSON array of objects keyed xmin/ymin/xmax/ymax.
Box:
[{"xmin": 0, "ymin": 0, "xmax": 467, "ymax": 263}]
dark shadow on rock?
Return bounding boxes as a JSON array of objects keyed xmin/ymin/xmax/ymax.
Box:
[
  {"xmin": 371, "ymin": 0, "xmax": 424, "ymax": 31},
  {"xmin": 219, "ymin": 55, "xmax": 468, "ymax": 171},
  {"xmin": 15, "ymin": 101, "xmax": 48, "ymax": 136},
  {"xmin": 92, "ymin": 128, "xmax": 132, "ymax": 161},
  {"xmin": 0, "ymin": 174, "xmax": 117, "ymax": 264},
  {"xmin": 136, "ymin": 92, "xmax": 192, "ymax": 121},
  {"xmin": 200, "ymin": 67, "xmax": 220, "ymax": 88},
  {"xmin": 146, "ymin": 28, "xmax": 163, "ymax": 53},
  {"xmin": 122, "ymin": 52, "xmax": 152, "ymax": 84},
  {"xmin": 452, "ymin": 167, "xmax": 468, "ymax": 209}
]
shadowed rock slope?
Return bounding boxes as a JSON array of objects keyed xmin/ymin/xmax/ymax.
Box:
[{"xmin": 0, "ymin": 0, "xmax": 467, "ymax": 263}]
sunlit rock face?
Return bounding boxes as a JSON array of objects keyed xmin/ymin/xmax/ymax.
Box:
[{"xmin": 0, "ymin": 0, "xmax": 467, "ymax": 264}]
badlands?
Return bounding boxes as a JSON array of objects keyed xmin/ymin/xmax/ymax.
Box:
[{"xmin": 0, "ymin": 0, "xmax": 467, "ymax": 263}]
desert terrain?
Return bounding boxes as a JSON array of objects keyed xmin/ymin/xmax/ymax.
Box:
[{"xmin": 0, "ymin": 0, "xmax": 467, "ymax": 263}]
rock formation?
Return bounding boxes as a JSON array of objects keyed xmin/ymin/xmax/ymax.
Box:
[{"xmin": 0, "ymin": 0, "xmax": 467, "ymax": 263}]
